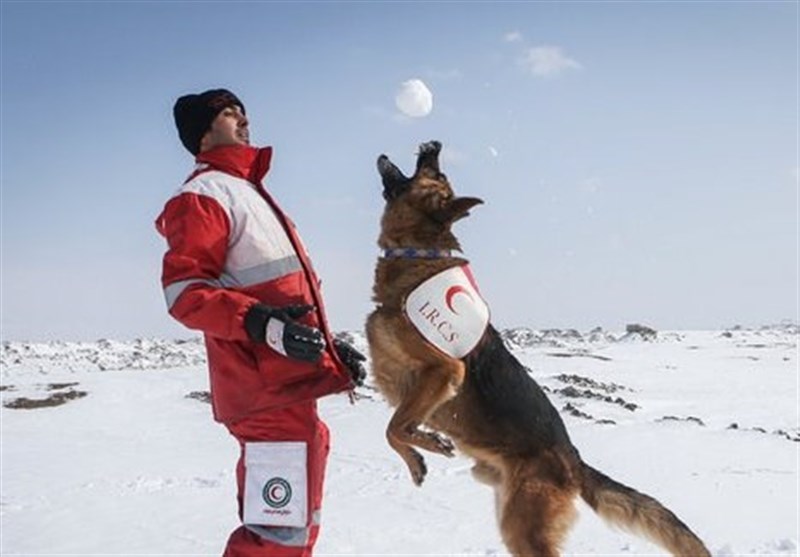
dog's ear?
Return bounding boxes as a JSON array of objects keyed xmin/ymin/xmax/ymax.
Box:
[
  {"xmin": 433, "ymin": 196, "xmax": 484, "ymax": 223},
  {"xmin": 377, "ymin": 155, "xmax": 411, "ymax": 201},
  {"xmin": 415, "ymin": 140, "xmax": 442, "ymax": 174}
]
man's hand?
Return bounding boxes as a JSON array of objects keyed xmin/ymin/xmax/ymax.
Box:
[
  {"xmin": 245, "ymin": 304, "xmax": 325, "ymax": 362},
  {"xmin": 333, "ymin": 339, "xmax": 367, "ymax": 387}
]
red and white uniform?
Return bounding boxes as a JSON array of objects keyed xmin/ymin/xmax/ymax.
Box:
[{"xmin": 156, "ymin": 144, "xmax": 352, "ymax": 556}]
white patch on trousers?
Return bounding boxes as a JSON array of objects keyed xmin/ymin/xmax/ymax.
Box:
[{"xmin": 243, "ymin": 442, "xmax": 307, "ymax": 528}]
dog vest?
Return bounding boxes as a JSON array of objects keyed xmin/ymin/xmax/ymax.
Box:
[{"xmin": 404, "ymin": 265, "xmax": 490, "ymax": 359}]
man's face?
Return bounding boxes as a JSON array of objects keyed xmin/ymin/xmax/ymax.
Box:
[{"xmin": 200, "ymin": 105, "xmax": 249, "ymax": 152}]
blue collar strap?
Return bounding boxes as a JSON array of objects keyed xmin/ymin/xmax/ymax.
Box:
[{"xmin": 383, "ymin": 248, "xmax": 453, "ymax": 259}]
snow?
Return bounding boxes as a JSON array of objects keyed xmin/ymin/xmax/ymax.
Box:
[
  {"xmin": 395, "ymin": 79, "xmax": 433, "ymax": 118},
  {"xmin": 1, "ymin": 325, "xmax": 797, "ymax": 556}
]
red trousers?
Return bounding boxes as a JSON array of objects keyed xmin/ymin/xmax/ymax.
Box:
[{"xmin": 222, "ymin": 401, "xmax": 330, "ymax": 557}]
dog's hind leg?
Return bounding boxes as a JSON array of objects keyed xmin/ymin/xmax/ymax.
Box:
[
  {"xmin": 498, "ymin": 475, "xmax": 578, "ymax": 557},
  {"xmin": 472, "ymin": 459, "xmax": 505, "ymax": 528},
  {"xmin": 386, "ymin": 361, "xmax": 464, "ymax": 485}
]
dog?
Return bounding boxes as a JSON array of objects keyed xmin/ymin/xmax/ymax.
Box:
[{"xmin": 365, "ymin": 141, "xmax": 711, "ymax": 557}]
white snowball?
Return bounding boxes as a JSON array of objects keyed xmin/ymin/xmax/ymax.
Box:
[{"xmin": 395, "ymin": 79, "xmax": 433, "ymax": 118}]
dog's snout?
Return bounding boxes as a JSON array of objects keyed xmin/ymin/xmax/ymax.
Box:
[
  {"xmin": 416, "ymin": 140, "xmax": 442, "ymax": 174},
  {"xmin": 418, "ymin": 141, "xmax": 441, "ymax": 155}
]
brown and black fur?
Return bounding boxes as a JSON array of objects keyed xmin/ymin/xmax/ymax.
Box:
[{"xmin": 365, "ymin": 141, "xmax": 711, "ymax": 557}]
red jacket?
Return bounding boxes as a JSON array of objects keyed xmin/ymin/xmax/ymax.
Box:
[{"xmin": 156, "ymin": 145, "xmax": 353, "ymax": 424}]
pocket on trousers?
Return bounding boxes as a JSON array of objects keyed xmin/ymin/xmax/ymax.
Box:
[{"xmin": 243, "ymin": 441, "xmax": 308, "ymax": 528}]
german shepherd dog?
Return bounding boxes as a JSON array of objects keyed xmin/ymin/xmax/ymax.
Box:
[{"xmin": 365, "ymin": 141, "xmax": 710, "ymax": 557}]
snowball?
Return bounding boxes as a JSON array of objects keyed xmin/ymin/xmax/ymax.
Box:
[{"xmin": 395, "ymin": 79, "xmax": 433, "ymax": 118}]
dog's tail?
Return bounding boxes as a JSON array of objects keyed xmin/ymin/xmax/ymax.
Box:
[{"xmin": 579, "ymin": 462, "xmax": 710, "ymax": 557}]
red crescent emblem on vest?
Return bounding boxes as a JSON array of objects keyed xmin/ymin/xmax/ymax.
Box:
[{"xmin": 445, "ymin": 285, "xmax": 474, "ymax": 315}]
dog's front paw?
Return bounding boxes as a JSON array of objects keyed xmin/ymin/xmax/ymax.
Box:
[
  {"xmin": 408, "ymin": 449, "xmax": 428, "ymax": 486},
  {"xmin": 430, "ymin": 432, "xmax": 456, "ymax": 457},
  {"xmin": 410, "ymin": 429, "xmax": 456, "ymax": 457}
]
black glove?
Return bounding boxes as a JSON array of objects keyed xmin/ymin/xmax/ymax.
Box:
[
  {"xmin": 244, "ymin": 304, "xmax": 325, "ymax": 363},
  {"xmin": 333, "ymin": 339, "xmax": 367, "ymax": 387}
]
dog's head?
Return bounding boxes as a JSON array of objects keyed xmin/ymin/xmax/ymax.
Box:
[{"xmin": 376, "ymin": 140, "xmax": 483, "ymax": 250}]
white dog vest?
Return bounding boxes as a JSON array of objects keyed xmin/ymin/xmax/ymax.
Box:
[{"xmin": 404, "ymin": 265, "xmax": 490, "ymax": 359}]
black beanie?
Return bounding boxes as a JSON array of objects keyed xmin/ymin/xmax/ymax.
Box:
[{"xmin": 173, "ymin": 89, "xmax": 246, "ymax": 155}]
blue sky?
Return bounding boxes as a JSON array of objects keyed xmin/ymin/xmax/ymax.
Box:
[{"xmin": 1, "ymin": 1, "xmax": 797, "ymax": 341}]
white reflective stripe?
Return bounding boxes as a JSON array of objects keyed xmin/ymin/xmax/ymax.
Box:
[
  {"xmin": 233, "ymin": 256, "xmax": 302, "ymax": 286},
  {"xmin": 163, "ymin": 256, "xmax": 303, "ymax": 310},
  {"xmin": 244, "ymin": 511, "xmax": 320, "ymax": 547},
  {"xmin": 164, "ymin": 278, "xmax": 219, "ymax": 310},
  {"xmin": 245, "ymin": 525, "xmax": 309, "ymax": 547}
]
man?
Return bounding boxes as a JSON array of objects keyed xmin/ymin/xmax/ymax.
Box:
[{"xmin": 156, "ymin": 88, "xmax": 366, "ymax": 557}]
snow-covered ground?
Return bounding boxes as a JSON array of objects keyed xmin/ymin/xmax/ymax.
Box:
[{"xmin": 1, "ymin": 325, "xmax": 797, "ymax": 556}]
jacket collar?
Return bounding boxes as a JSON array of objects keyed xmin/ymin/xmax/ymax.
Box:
[{"xmin": 195, "ymin": 144, "xmax": 273, "ymax": 185}]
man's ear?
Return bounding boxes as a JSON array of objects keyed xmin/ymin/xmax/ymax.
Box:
[{"xmin": 433, "ymin": 196, "xmax": 484, "ymax": 223}]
